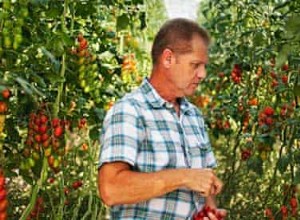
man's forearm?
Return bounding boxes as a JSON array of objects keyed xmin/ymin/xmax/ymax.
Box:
[
  {"xmin": 98, "ymin": 162, "xmax": 221, "ymax": 206},
  {"xmin": 98, "ymin": 163, "xmax": 189, "ymax": 206}
]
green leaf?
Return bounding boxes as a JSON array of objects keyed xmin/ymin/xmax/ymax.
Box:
[
  {"xmin": 40, "ymin": 47, "xmax": 61, "ymax": 72},
  {"xmin": 294, "ymin": 75, "xmax": 300, "ymax": 96},
  {"xmin": 30, "ymin": 0, "xmax": 50, "ymax": 5},
  {"xmin": 293, "ymin": 150, "xmax": 300, "ymax": 163},
  {"xmin": 15, "ymin": 77, "xmax": 45, "ymax": 97},
  {"xmin": 117, "ymin": 14, "xmax": 130, "ymax": 31},
  {"xmin": 75, "ymin": 1, "xmax": 97, "ymax": 18},
  {"xmin": 286, "ymin": 15, "xmax": 300, "ymax": 34},
  {"xmin": 276, "ymin": 44, "xmax": 290, "ymax": 68},
  {"xmin": 277, "ymin": 155, "xmax": 290, "ymax": 174},
  {"xmin": 247, "ymin": 155, "xmax": 263, "ymax": 176},
  {"xmin": 44, "ymin": 72, "xmax": 65, "ymax": 84},
  {"xmin": 294, "ymin": 169, "xmax": 300, "ymax": 184}
]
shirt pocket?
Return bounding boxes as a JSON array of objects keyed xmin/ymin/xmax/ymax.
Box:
[
  {"xmin": 185, "ymin": 124, "xmax": 210, "ymax": 168},
  {"xmin": 188, "ymin": 146, "xmax": 208, "ymax": 168},
  {"xmin": 137, "ymin": 130, "xmax": 182, "ymax": 172}
]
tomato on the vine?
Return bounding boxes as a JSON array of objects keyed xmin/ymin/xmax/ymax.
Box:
[
  {"xmin": 1, "ymin": 89, "xmax": 10, "ymax": 99},
  {"xmin": 0, "ymin": 102, "xmax": 8, "ymax": 114},
  {"xmin": 0, "ymin": 199, "xmax": 8, "ymax": 212}
]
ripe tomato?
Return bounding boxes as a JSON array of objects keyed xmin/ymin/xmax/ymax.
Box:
[
  {"xmin": 34, "ymin": 134, "xmax": 42, "ymax": 143},
  {"xmin": 264, "ymin": 106, "xmax": 274, "ymax": 116},
  {"xmin": 54, "ymin": 126, "xmax": 63, "ymax": 138},
  {"xmin": 264, "ymin": 208, "xmax": 273, "ymax": 218},
  {"xmin": 72, "ymin": 180, "xmax": 83, "ymax": 190},
  {"xmin": 281, "ymin": 64, "xmax": 289, "ymax": 71},
  {"xmin": 52, "ymin": 118, "xmax": 60, "ymax": 128},
  {"xmin": 248, "ymin": 98, "xmax": 258, "ymax": 106},
  {"xmin": 0, "ymin": 212, "xmax": 7, "ymax": 220},
  {"xmin": 265, "ymin": 117, "xmax": 273, "ymax": 126},
  {"xmin": 41, "ymin": 133, "xmax": 49, "ymax": 142},
  {"xmin": 39, "ymin": 114, "xmax": 48, "ymax": 124},
  {"xmin": 282, "ymin": 75, "xmax": 288, "ymax": 84},
  {"xmin": 0, "ymin": 176, "xmax": 5, "ymax": 189},
  {"xmin": 1, "ymin": 89, "xmax": 10, "ymax": 99},
  {"xmin": 0, "ymin": 102, "xmax": 8, "ymax": 114},
  {"xmin": 0, "ymin": 189, "xmax": 6, "ymax": 201},
  {"xmin": 38, "ymin": 125, "xmax": 48, "ymax": 134},
  {"xmin": 290, "ymin": 197, "xmax": 298, "ymax": 208},
  {"xmin": 280, "ymin": 205, "xmax": 288, "ymax": 217},
  {"xmin": 0, "ymin": 199, "xmax": 8, "ymax": 212},
  {"xmin": 47, "ymin": 155, "xmax": 54, "ymax": 167}
]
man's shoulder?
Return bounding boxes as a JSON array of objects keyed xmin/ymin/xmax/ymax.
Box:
[
  {"xmin": 119, "ymin": 86, "xmax": 146, "ymax": 105},
  {"xmin": 109, "ymin": 86, "xmax": 147, "ymax": 114}
]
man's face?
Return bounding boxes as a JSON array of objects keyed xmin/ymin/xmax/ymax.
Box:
[{"xmin": 169, "ymin": 36, "xmax": 208, "ymax": 97}]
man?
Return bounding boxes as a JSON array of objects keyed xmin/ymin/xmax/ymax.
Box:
[{"xmin": 98, "ymin": 18, "xmax": 226, "ymax": 220}]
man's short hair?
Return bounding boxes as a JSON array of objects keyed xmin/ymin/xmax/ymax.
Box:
[{"xmin": 151, "ymin": 18, "xmax": 210, "ymax": 65}]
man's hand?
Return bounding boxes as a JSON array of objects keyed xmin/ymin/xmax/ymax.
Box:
[{"xmin": 186, "ymin": 168, "xmax": 223, "ymax": 197}]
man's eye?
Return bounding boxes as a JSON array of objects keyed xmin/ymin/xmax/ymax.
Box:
[{"xmin": 193, "ymin": 63, "xmax": 200, "ymax": 69}]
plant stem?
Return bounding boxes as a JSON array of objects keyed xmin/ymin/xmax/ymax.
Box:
[
  {"xmin": 53, "ymin": 0, "xmax": 68, "ymax": 118},
  {"xmin": 20, "ymin": 156, "xmax": 48, "ymax": 220}
]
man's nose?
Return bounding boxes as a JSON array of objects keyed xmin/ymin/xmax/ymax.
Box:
[{"xmin": 197, "ymin": 66, "xmax": 206, "ymax": 80}]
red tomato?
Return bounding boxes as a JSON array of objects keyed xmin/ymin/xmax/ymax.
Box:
[
  {"xmin": 1, "ymin": 89, "xmax": 10, "ymax": 99},
  {"xmin": 0, "ymin": 102, "xmax": 8, "ymax": 114},
  {"xmin": 0, "ymin": 199, "xmax": 8, "ymax": 212}
]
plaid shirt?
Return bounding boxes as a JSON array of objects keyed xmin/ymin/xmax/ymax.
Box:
[{"xmin": 99, "ymin": 78, "xmax": 217, "ymax": 220}]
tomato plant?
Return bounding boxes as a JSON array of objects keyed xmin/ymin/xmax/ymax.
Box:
[
  {"xmin": 0, "ymin": 0, "xmax": 145, "ymax": 219},
  {"xmin": 197, "ymin": 0, "xmax": 300, "ymax": 219}
]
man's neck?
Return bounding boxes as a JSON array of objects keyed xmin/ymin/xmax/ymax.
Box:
[
  {"xmin": 149, "ymin": 70, "xmax": 179, "ymax": 104},
  {"xmin": 149, "ymin": 71, "xmax": 181, "ymax": 116}
]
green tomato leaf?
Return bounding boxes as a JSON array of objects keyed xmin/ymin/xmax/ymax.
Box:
[
  {"xmin": 277, "ymin": 155, "xmax": 290, "ymax": 174},
  {"xmin": 294, "ymin": 75, "xmax": 300, "ymax": 96},
  {"xmin": 247, "ymin": 155, "xmax": 263, "ymax": 176},
  {"xmin": 294, "ymin": 169, "xmax": 300, "ymax": 184},
  {"xmin": 117, "ymin": 14, "xmax": 130, "ymax": 31},
  {"xmin": 40, "ymin": 47, "xmax": 61, "ymax": 72}
]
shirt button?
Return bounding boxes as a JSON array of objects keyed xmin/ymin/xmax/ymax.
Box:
[{"xmin": 165, "ymin": 103, "xmax": 174, "ymax": 108}]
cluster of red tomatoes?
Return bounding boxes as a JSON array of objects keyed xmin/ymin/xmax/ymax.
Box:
[
  {"xmin": 193, "ymin": 205, "xmax": 224, "ymax": 220},
  {"xmin": 270, "ymin": 64, "xmax": 289, "ymax": 89},
  {"xmin": 231, "ymin": 64, "xmax": 242, "ymax": 84},
  {"xmin": 265, "ymin": 185, "xmax": 298, "ymax": 220},
  {"xmin": 0, "ymin": 170, "xmax": 7, "ymax": 220},
  {"xmin": 0, "ymin": 89, "xmax": 10, "ymax": 114},
  {"xmin": 22, "ymin": 109, "xmax": 67, "ymax": 172},
  {"xmin": 258, "ymin": 106, "xmax": 275, "ymax": 128}
]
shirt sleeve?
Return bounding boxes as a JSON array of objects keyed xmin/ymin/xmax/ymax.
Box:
[{"xmin": 98, "ymin": 99, "xmax": 144, "ymax": 168}]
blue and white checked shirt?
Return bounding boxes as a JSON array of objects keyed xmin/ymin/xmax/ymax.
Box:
[{"xmin": 99, "ymin": 78, "xmax": 217, "ymax": 219}]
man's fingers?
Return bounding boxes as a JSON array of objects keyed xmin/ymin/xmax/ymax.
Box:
[
  {"xmin": 217, "ymin": 208, "xmax": 227, "ymax": 217},
  {"xmin": 206, "ymin": 211, "xmax": 218, "ymax": 220},
  {"xmin": 213, "ymin": 177, "xmax": 223, "ymax": 195}
]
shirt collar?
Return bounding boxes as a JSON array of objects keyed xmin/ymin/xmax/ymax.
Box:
[{"xmin": 140, "ymin": 78, "xmax": 195, "ymax": 115}]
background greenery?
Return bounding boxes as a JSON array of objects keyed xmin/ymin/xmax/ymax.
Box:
[{"xmin": 0, "ymin": 0, "xmax": 299, "ymax": 219}]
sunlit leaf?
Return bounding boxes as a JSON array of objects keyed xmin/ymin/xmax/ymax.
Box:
[{"xmin": 117, "ymin": 14, "xmax": 130, "ymax": 31}]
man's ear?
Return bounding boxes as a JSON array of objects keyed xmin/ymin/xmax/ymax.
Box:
[{"xmin": 161, "ymin": 48, "xmax": 173, "ymax": 68}]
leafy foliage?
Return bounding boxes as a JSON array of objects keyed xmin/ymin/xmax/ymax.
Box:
[
  {"xmin": 196, "ymin": 0, "xmax": 300, "ymax": 219},
  {"xmin": 0, "ymin": 0, "xmax": 145, "ymax": 219}
]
